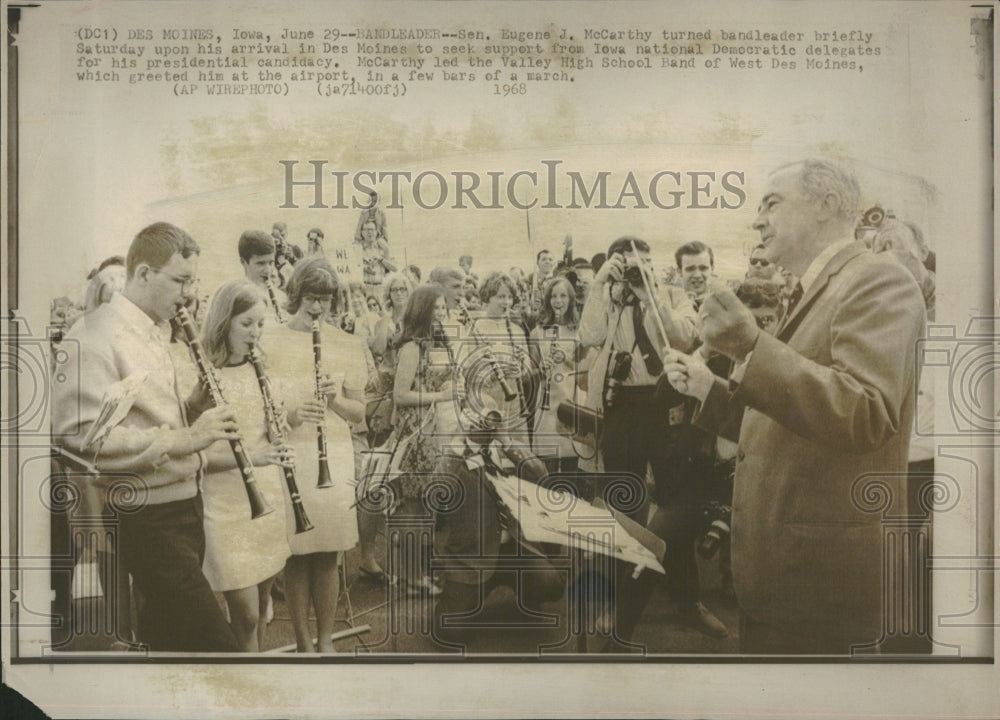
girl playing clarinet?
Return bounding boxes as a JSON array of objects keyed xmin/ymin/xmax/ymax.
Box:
[
  {"xmin": 529, "ymin": 275, "xmax": 584, "ymax": 473},
  {"xmin": 198, "ymin": 280, "xmax": 293, "ymax": 651},
  {"xmin": 462, "ymin": 272, "xmax": 532, "ymax": 440},
  {"xmin": 262, "ymin": 259, "xmax": 368, "ymax": 652}
]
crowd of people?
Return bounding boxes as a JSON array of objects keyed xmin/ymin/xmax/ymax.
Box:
[{"xmin": 50, "ymin": 158, "xmax": 936, "ymax": 654}]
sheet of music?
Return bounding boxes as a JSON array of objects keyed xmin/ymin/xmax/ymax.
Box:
[{"xmin": 2, "ymin": 0, "xmax": 996, "ymax": 717}]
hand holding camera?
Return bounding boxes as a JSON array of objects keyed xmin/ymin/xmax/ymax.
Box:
[
  {"xmin": 596, "ymin": 252, "xmax": 650, "ymax": 305},
  {"xmin": 594, "ymin": 251, "xmax": 627, "ymax": 285}
]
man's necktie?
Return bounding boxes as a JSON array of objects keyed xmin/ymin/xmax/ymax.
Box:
[
  {"xmin": 633, "ymin": 302, "xmax": 663, "ymax": 376},
  {"xmin": 786, "ymin": 281, "xmax": 805, "ymax": 317}
]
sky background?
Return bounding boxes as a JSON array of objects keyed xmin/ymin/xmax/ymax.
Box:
[
  {"xmin": 5, "ymin": 0, "xmax": 997, "ymax": 713},
  {"xmin": 15, "ymin": 0, "xmax": 990, "ymax": 306}
]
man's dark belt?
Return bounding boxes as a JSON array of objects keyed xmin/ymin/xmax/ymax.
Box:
[
  {"xmin": 614, "ymin": 385, "xmax": 659, "ymax": 404},
  {"xmin": 612, "ymin": 384, "xmax": 687, "ymax": 426}
]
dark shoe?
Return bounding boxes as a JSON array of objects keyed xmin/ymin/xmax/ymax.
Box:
[
  {"xmin": 405, "ymin": 575, "xmax": 443, "ymax": 597},
  {"xmin": 358, "ymin": 565, "xmax": 398, "ymax": 586},
  {"xmin": 678, "ymin": 602, "xmax": 728, "ymax": 638},
  {"xmin": 358, "ymin": 565, "xmax": 385, "ymax": 582}
]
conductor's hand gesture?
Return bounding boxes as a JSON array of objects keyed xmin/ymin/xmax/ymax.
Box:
[{"xmin": 698, "ymin": 282, "xmax": 760, "ymax": 362}]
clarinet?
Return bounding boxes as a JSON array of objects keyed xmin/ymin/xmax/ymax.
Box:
[
  {"xmin": 469, "ymin": 322, "xmax": 518, "ymax": 402},
  {"xmin": 248, "ymin": 346, "xmax": 313, "ymax": 534},
  {"xmin": 504, "ymin": 314, "xmax": 531, "ymax": 418},
  {"xmin": 174, "ymin": 306, "xmax": 273, "ymax": 520},
  {"xmin": 340, "ymin": 287, "xmax": 362, "ymax": 333},
  {"xmin": 540, "ymin": 326, "xmax": 559, "ymax": 412},
  {"xmin": 311, "ymin": 318, "xmax": 334, "ymax": 488},
  {"xmin": 264, "ymin": 278, "xmax": 287, "ymax": 324}
]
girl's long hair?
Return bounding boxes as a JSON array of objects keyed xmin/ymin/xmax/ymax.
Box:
[
  {"xmin": 201, "ymin": 280, "xmax": 266, "ymax": 367},
  {"xmin": 537, "ymin": 275, "xmax": 579, "ymax": 329},
  {"xmin": 396, "ymin": 284, "xmax": 449, "ymax": 351}
]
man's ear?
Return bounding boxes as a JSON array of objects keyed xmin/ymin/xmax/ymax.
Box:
[{"xmin": 815, "ymin": 192, "xmax": 840, "ymax": 222}]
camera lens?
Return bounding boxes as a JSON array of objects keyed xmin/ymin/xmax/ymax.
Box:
[
  {"xmin": 697, "ymin": 518, "xmax": 731, "ymax": 559},
  {"xmin": 697, "ymin": 532, "xmax": 721, "ymax": 559}
]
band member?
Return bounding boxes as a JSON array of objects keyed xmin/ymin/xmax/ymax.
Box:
[
  {"xmin": 524, "ymin": 248, "xmax": 556, "ymax": 320},
  {"xmin": 529, "ymin": 275, "xmax": 584, "ymax": 473},
  {"xmin": 238, "ymin": 230, "xmax": 286, "ymax": 322},
  {"xmin": 83, "ymin": 256, "xmax": 126, "ymax": 313},
  {"xmin": 196, "ymin": 280, "xmax": 293, "ymax": 651},
  {"xmin": 51, "ymin": 222, "xmax": 240, "ymax": 652},
  {"xmin": 365, "ymin": 272, "xmax": 413, "ymax": 448},
  {"xmin": 428, "ymin": 265, "xmax": 470, "ymax": 339},
  {"xmin": 389, "ymin": 284, "xmax": 455, "ymax": 594},
  {"xmin": 371, "ymin": 272, "xmax": 412, "ymax": 368},
  {"xmin": 458, "ymin": 254, "xmax": 478, "ymax": 285},
  {"xmin": 462, "ymin": 272, "xmax": 532, "ymax": 438},
  {"xmin": 261, "ymin": 258, "xmax": 368, "ymax": 653}
]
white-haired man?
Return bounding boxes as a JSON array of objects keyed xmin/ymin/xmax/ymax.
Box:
[{"xmin": 665, "ymin": 159, "xmax": 926, "ymax": 653}]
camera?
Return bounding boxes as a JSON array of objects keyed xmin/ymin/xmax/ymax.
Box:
[
  {"xmin": 602, "ymin": 351, "xmax": 632, "ymax": 410},
  {"xmin": 697, "ymin": 501, "xmax": 732, "ymax": 559},
  {"xmin": 556, "ymin": 399, "xmax": 603, "ymax": 439},
  {"xmin": 622, "ymin": 263, "xmax": 645, "ymax": 286}
]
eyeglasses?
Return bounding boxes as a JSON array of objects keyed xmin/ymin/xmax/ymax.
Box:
[
  {"xmin": 390, "ymin": 286, "xmax": 408, "ymax": 293},
  {"xmin": 303, "ymin": 294, "xmax": 333, "ymax": 305},
  {"xmin": 749, "ymin": 258, "xmax": 771, "ymax": 267},
  {"xmin": 754, "ymin": 314, "xmax": 778, "ymax": 329},
  {"xmin": 150, "ymin": 267, "xmax": 198, "ymax": 290}
]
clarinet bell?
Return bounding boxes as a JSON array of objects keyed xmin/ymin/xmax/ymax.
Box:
[
  {"xmin": 292, "ymin": 498, "xmax": 314, "ymax": 533},
  {"xmin": 245, "ymin": 476, "xmax": 275, "ymax": 519},
  {"xmin": 316, "ymin": 459, "xmax": 334, "ymax": 488}
]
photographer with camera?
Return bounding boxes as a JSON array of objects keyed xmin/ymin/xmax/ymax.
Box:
[
  {"xmin": 578, "ymin": 236, "xmax": 698, "ymax": 517},
  {"xmin": 578, "ymin": 235, "xmax": 710, "ymax": 642}
]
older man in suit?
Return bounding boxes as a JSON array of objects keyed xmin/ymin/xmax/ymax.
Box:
[{"xmin": 664, "ymin": 159, "xmax": 926, "ymax": 654}]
